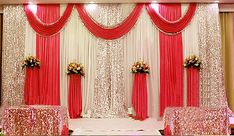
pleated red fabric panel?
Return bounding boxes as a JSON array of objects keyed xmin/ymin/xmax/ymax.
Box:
[
  {"xmin": 159, "ymin": 4, "xmax": 184, "ymax": 117},
  {"xmin": 132, "ymin": 73, "xmax": 148, "ymax": 120},
  {"xmin": 36, "ymin": 4, "xmax": 60, "ymax": 105},
  {"xmin": 24, "ymin": 68, "xmax": 40, "ymax": 105},
  {"xmin": 68, "ymin": 74, "xmax": 82, "ymax": 118},
  {"xmin": 187, "ymin": 68, "xmax": 199, "ymax": 107}
]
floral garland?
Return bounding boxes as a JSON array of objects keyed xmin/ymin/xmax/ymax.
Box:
[
  {"xmin": 184, "ymin": 55, "xmax": 202, "ymax": 69},
  {"xmin": 22, "ymin": 56, "xmax": 40, "ymax": 69},
  {"xmin": 131, "ymin": 61, "xmax": 150, "ymax": 74},
  {"xmin": 67, "ymin": 62, "xmax": 84, "ymax": 76}
]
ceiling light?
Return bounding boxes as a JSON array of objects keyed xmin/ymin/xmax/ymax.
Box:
[
  {"xmin": 28, "ymin": 3, "xmax": 37, "ymax": 14},
  {"xmin": 151, "ymin": 4, "xmax": 159, "ymax": 13},
  {"xmin": 151, "ymin": 0, "xmax": 158, "ymax": 3},
  {"xmin": 86, "ymin": 3, "xmax": 97, "ymax": 11}
]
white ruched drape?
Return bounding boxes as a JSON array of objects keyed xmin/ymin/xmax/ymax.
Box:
[
  {"xmin": 182, "ymin": 4, "xmax": 199, "ymax": 106},
  {"xmin": 24, "ymin": 21, "xmax": 36, "ymax": 56}
]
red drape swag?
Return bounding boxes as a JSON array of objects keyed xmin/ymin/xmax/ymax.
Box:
[
  {"xmin": 187, "ymin": 68, "xmax": 199, "ymax": 107},
  {"xmin": 36, "ymin": 4, "xmax": 60, "ymax": 105},
  {"xmin": 24, "ymin": 4, "xmax": 73, "ymax": 36},
  {"xmin": 68, "ymin": 74, "xmax": 82, "ymax": 118},
  {"xmin": 145, "ymin": 4, "xmax": 197, "ymax": 33},
  {"xmin": 159, "ymin": 4, "xmax": 184, "ymax": 117},
  {"xmin": 24, "ymin": 67, "xmax": 40, "ymax": 105},
  {"xmin": 24, "ymin": 3, "xmax": 196, "ymax": 37},
  {"xmin": 75, "ymin": 4, "xmax": 144, "ymax": 40},
  {"xmin": 132, "ymin": 73, "xmax": 148, "ymax": 120}
]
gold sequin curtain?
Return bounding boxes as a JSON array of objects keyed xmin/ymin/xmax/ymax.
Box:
[
  {"xmin": 198, "ymin": 4, "xmax": 227, "ymax": 107},
  {"xmin": 220, "ymin": 13, "xmax": 234, "ymax": 112},
  {"xmin": 2, "ymin": 5, "xmax": 26, "ymax": 106},
  {"xmin": 89, "ymin": 4, "xmax": 129, "ymax": 118}
]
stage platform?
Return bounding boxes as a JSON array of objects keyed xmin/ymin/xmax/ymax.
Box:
[{"xmin": 69, "ymin": 118, "xmax": 163, "ymax": 135}]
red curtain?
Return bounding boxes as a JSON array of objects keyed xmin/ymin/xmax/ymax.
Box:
[
  {"xmin": 24, "ymin": 4, "xmax": 73, "ymax": 36},
  {"xmin": 61, "ymin": 125, "xmax": 69, "ymax": 136},
  {"xmin": 187, "ymin": 68, "xmax": 199, "ymax": 107},
  {"xmin": 164, "ymin": 125, "xmax": 172, "ymax": 135},
  {"xmin": 24, "ymin": 68, "xmax": 39, "ymax": 105},
  {"xmin": 159, "ymin": 4, "xmax": 184, "ymax": 117},
  {"xmin": 132, "ymin": 73, "xmax": 148, "ymax": 120},
  {"xmin": 146, "ymin": 4, "xmax": 197, "ymax": 33},
  {"xmin": 68, "ymin": 74, "xmax": 82, "ymax": 118},
  {"xmin": 75, "ymin": 4, "xmax": 144, "ymax": 40},
  {"xmin": 36, "ymin": 5, "xmax": 60, "ymax": 105}
]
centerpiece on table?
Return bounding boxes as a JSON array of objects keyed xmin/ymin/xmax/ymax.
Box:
[
  {"xmin": 22, "ymin": 56, "xmax": 40, "ymax": 69},
  {"xmin": 131, "ymin": 61, "xmax": 150, "ymax": 74},
  {"xmin": 183, "ymin": 55, "xmax": 201, "ymax": 69},
  {"xmin": 66, "ymin": 62, "xmax": 84, "ymax": 76}
]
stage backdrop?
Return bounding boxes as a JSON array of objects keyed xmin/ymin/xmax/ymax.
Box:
[{"xmin": 1, "ymin": 3, "xmax": 227, "ymax": 118}]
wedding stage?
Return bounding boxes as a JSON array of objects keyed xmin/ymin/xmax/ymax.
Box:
[
  {"xmin": 69, "ymin": 118, "xmax": 163, "ymax": 135},
  {"xmin": 1, "ymin": 0, "xmax": 234, "ymax": 135}
]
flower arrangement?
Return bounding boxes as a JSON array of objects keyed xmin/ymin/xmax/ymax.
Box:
[
  {"xmin": 184, "ymin": 55, "xmax": 202, "ymax": 69},
  {"xmin": 131, "ymin": 61, "xmax": 150, "ymax": 74},
  {"xmin": 22, "ymin": 56, "xmax": 40, "ymax": 69},
  {"xmin": 67, "ymin": 62, "xmax": 84, "ymax": 76}
]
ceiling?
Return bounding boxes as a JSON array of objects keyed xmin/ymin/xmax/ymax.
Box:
[{"xmin": 0, "ymin": 0, "xmax": 234, "ymax": 4}]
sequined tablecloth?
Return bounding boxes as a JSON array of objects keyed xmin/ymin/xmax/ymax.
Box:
[
  {"xmin": 2, "ymin": 105, "xmax": 68, "ymax": 135},
  {"xmin": 163, "ymin": 107, "xmax": 230, "ymax": 135}
]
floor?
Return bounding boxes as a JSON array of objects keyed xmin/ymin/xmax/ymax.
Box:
[{"xmin": 69, "ymin": 118, "xmax": 163, "ymax": 135}]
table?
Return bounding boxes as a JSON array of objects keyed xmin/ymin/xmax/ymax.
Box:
[
  {"xmin": 163, "ymin": 107, "xmax": 231, "ymax": 135},
  {"xmin": 2, "ymin": 105, "xmax": 68, "ymax": 135}
]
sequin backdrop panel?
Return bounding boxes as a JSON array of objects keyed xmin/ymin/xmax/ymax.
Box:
[
  {"xmin": 198, "ymin": 4, "xmax": 227, "ymax": 107},
  {"xmin": 2, "ymin": 5, "xmax": 26, "ymax": 106},
  {"xmin": 92, "ymin": 40, "xmax": 127, "ymax": 118},
  {"xmin": 90, "ymin": 4, "xmax": 128, "ymax": 118},
  {"xmin": 84, "ymin": 4, "xmax": 135, "ymax": 28}
]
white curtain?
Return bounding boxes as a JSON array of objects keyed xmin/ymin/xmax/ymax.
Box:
[
  {"xmin": 24, "ymin": 22, "xmax": 36, "ymax": 56},
  {"xmin": 60, "ymin": 5, "xmax": 97, "ymax": 117},
  {"xmin": 182, "ymin": 4, "xmax": 199, "ymax": 106}
]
